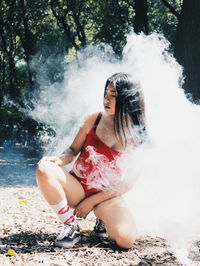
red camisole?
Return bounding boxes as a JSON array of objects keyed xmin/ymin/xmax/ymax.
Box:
[{"xmin": 70, "ymin": 113, "xmax": 122, "ymax": 196}]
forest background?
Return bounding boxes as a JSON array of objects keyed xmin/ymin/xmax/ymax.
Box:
[{"xmin": 0, "ymin": 0, "xmax": 199, "ymax": 145}]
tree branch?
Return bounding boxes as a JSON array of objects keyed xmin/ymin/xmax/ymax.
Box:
[
  {"xmin": 50, "ymin": 0, "xmax": 79, "ymax": 50},
  {"xmin": 160, "ymin": 0, "xmax": 180, "ymax": 19}
]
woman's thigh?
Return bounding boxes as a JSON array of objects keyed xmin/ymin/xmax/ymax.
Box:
[
  {"xmin": 36, "ymin": 161, "xmax": 85, "ymax": 207},
  {"xmin": 59, "ymin": 169, "xmax": 86, "ymax": 207},
  {"xmin": 94, "ymin": 197, "xmax": 138, "ymax": 247}
]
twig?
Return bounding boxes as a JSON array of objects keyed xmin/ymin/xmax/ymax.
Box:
[
  {"xmin": 66, "ymin": 246, "xmax": 89, "ymax": 251},
  {"xmin": 91, "ymin": 242, "xmax": 101, "ymax": 248}
]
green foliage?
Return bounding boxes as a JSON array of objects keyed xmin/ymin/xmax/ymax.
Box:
[
  {"xmin": 92, "ymin": 0, "xmax": 133, "ymax": 55},
  {"xmin": 0, "ymin": 105, "xmax": 55, "ymax": 144},
  {"xmin": 149, "ymin": 0, "xmax": 182, "ymax": 47},
  {"xmin": 0, "ymin": 0, "xmax": 185, "ymax": 139},
  {"xmin": 0, "ymin": 0, "xmax": 182, "ymax": 102}
]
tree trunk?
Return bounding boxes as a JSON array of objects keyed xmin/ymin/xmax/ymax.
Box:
[
  {"xmin": 50, "ymin": 0, "xmax": 80, "ymax": 51},
  {"xmin": 174, "ymin": 0, "xmax": 200, "ymax": 101},
  {"xmin": 8, "ymin": 55, "xmax": 19, "ymax": 99},
  {"xmin": 19, "ymin": 0, "xmax": 36, "ymax": 89},
  {"xmin": 0, "ymin": 34, "xmax": 19, "ymax": 99},
  {"xmin": 0, "ymin": 53, "xmax": 5, "ymax": 104},
  {"xmin": 134, "ymin": 0, "xmax": 148, "ymax": 34}
]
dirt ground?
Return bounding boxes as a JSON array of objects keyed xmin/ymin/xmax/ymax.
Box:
[{"xmin": 0, "ymin": 187, "xmax": 199, "ymax": 266}]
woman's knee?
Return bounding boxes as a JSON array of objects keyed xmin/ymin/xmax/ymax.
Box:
[
  {"xmin": 36, "ymin": 161, "xmax": 57, "ymax": 182},
  {"xmin": 109, "ymin": 227, "xmax": 136, "ymax": 249}
]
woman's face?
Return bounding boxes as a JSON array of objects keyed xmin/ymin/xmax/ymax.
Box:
[{"xmin": 103, "ymin": 82, "xmax": 117, "ymax": 115}]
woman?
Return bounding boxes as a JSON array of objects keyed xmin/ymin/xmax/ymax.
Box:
[{"xmin": 36, "ymin": 72, "xmax": 146, "ymax": 249}]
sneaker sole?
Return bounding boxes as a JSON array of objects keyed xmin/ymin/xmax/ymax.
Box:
[{"xmin": 55, "ymin": 235, "xmax": 81, "ymax": 248}]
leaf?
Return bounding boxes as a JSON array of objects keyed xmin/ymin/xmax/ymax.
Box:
[
  {"xmin": 19, "ymin": 200, "xmax": 28, "ymax": 204},
  {"xmin": 26, "ymin": 253, "xmax": 31, "ymax": 256},
  {"xmin": 132, "ymin": 256, "xmax": 141, "ymax": 265},
  {"xmin": 80, "ymin": 229, "xmax": 92, "ymax": 233},
  {"xmin": 16, "ymin": 35, "xmax": 20, "ymax": 43},
  {"xmin": 2, "ymin": 225, "xmax": 11, "ymax": 234},
  {"xmin": 7, "ymin": 249, "xmax": 17, "ymax": 256}
]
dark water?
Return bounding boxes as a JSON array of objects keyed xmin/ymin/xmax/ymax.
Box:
[{"xmin": 0, "ymin": 139, "xmax": 42, "ymax": 186}]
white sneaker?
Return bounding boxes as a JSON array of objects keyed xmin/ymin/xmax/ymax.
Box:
[{"xmin": 55, "ymin": 223, "xmax": 81, "ymax": 248}]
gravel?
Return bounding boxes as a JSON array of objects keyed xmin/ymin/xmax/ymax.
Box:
[{"xmin": 0, "ymin": 187, "xmax": 198, "ymax": 265}]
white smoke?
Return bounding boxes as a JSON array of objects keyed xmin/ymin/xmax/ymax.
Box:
[{"xmin": 30, "ymin": 32, "xmax": 200, "ymax": 264}]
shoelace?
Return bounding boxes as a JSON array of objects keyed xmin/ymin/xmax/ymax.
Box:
[{"xmin": 57, "ymin": 224, "xmax": 73, "ymax": 240}]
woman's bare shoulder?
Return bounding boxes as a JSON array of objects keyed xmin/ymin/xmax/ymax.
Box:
[{"xmin": 82, "ymin": 112, "xmax": 100, "ymax": 133}]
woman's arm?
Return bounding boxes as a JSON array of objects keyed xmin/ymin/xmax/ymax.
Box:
[
  {"xmin": 38, "ymin": 113, "xmax": 98, "ymax": 166},
  {"xmin": 74, "ymin": 184, "xmax": 131, "ymax": 219},
  {"xmin": 74, "ymin": 165, "xmax": 137, "ymax": 219}
]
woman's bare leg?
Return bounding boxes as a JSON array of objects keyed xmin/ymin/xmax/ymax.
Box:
[
  {"xmin": 94, "ymin": 197, "xmax": 138, "ymax": 249},
  {"xmin": 36, "ymin": 161, "xmax": 85, "ymax": 248},
  {"xmin": 36, "ymin": 161, "xmax": 85, "ymax": 207}
]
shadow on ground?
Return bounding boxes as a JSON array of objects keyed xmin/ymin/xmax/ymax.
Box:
[{"xmin": 0, "ymin": 231, "xmax": 121, "ymax": 254}]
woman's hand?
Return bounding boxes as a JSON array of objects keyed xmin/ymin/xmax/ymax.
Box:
[
  {"xmin": 74, "ymin": 198, "xmax": 95, "ymax": 219},
  {"xmin": 37, "ymin": 156, "xmax": 64, "ymax": 166}
]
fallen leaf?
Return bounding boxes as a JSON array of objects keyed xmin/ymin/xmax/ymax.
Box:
[
  {"xmin": 19, "ymin": 200, "xmax": 28, "ymax": 204},
  {"xmin": 80, "ymin": 229, "xmax": 92, "ymax": 233},
  {"xmin": 2, "ymin": 225, "xmax": 11, "ymax": 234},
  {"xmin": 7, "ymin": 249, "xmax": 17, "ymax": 256},
  {"xmin": 132, "ymin": 256, "xmax": 141, "ymax": 265}
]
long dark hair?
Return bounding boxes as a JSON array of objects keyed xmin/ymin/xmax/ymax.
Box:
[{"xmin": 105, "ymin": 72, "xmax": 146, "ymax": 148}]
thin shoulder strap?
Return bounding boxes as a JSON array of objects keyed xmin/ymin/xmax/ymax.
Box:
[{"xmin": 93, "ymin": 112, "xmax": 102, "ymax": 132}]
